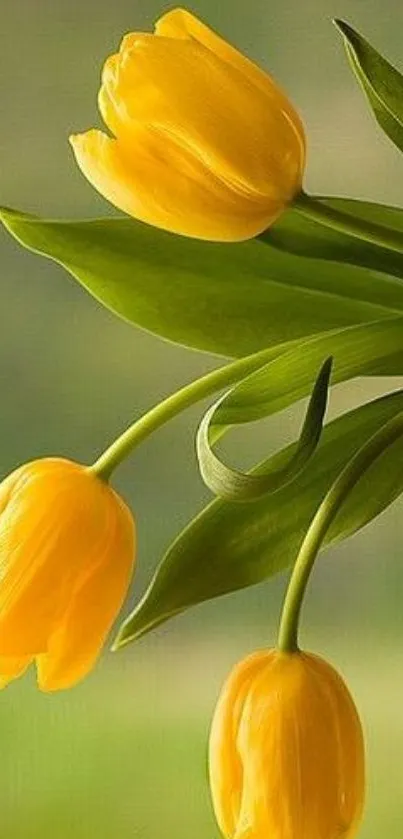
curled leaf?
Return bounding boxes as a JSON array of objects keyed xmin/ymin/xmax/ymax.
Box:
[
  {"xmin": 196, "ymin": 358, "xmax": 332, "ymax": 500},
  {"xmin": 114, "ymin": 388, "xmax": 403, "ymax": 649}
]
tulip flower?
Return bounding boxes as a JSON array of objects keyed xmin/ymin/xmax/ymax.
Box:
[
  {"xmin": 70, "ymin": 8, "xmax": 305, "ymax": 242},
  {"xmin": 209, "ymin": 648, "xmax": 365, "ymax": 839},
  {"xmin": 0, "ymin": 458, "xmax": 135, "ymax": 691}
]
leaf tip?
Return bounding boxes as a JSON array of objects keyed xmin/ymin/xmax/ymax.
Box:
[
  {"xmin": 322, "ymin": 354, "xmax": 334, "ymax": 381},
  {"xmin": 333, "ymin": 18, "xmax": 353, "ymax": 38},
  {"xmin": 111, "ymin": 621, "xmax": 133, "ymax": 652}
]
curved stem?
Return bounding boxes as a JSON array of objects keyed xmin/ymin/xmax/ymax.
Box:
[
  {"xmin": 277, "ymin": 409, "xmax": 403, "ymax": 653},
  {"xmin": 89, "ymin": 346, "xmax": 278, "ymax": 481},
  {"xmin": 293, "ymin": 191, "xmax": 403, "ymax": 255}
]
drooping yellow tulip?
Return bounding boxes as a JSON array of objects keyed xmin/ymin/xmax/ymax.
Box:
[
  {"xmin": 209, "ymin": 649, "xmax": 365, "ymax": 839},
  {"xmin": 70, "ymin": 8, "xmax": 305, "ymax": 242},
  {"xmin": 0, "ymin": 458, "xmax": 135, "ymax": 691}
]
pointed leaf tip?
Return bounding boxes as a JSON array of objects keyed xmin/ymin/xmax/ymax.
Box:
[
  {"xmin": 333, "ymin": 19, "xmax": 353, "ymax": 37},
  {"xmin": 114, "ymin": 388, "xmax": 403, "ymax": 648},
  {"xmin": 334, "ymin": 18, "xmax": 403, "ymax": 154},
  {"xmin": 196, "ymin": 356, "xmax": 332, "ymax": 501}
]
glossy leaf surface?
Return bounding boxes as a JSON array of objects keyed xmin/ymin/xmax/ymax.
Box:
[{"xmin": 2, "ymin": 204, "xmax": 403, "ymax": 357}]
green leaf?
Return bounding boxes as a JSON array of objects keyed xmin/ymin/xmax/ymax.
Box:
[
  {"xmin": 213, "ymin": 316, "xmax": 403, "ymax": 427},
  {"xmin": 196, "ymin": 358, "xmax": 332, "ymax": 500},
  {"xmin": 335, "ymin": 19, "xmax": 403, "ymax": 153},
  {"xmin": 115, "ymin": 389, "xmax": 403, "ymax": 647},
  {"xmin": 265, "ymin": 198, "xmax": 403, "ymax": 279},
  {"xmin": 2, "ymin": 205, "xmax": 403, "ymax": 357}
]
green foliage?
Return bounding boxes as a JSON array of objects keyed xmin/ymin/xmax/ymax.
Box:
[
  {"xmin": 213, "ymin": 317, "xmax": 403, "ymax": 426},
  {"xmin": 3, "ymin": 19, "xmax": 403, "ymax": 650},
  {"xmin": 2, "ymin": 202, "xmax": 403, "ymax": 358},
  {"xmin": 3, "ymin": 198, "xmax": 403, "ymax": 647},
  {"xmin": 116, "ymin": 390, "xmax": 403, "ymax": 646},
  {"xmin": 263, "ymin": 198, "xmax": 403, "ymax": 277},
  {"xmin": 196, "ymin": 358, "xmax": 332, "ymax": 500},
  {"xmin": 335, "ymin": 20, "xmax": 403, "ymax": 153}
]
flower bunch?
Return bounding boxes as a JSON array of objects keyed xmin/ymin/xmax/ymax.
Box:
[{"xmin": 4, "ymin": 5, "xmax": 403, "ymax": 836}]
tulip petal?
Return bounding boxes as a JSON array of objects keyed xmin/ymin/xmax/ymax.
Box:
[
  {"xmin": 209, "ymin": 651, "xmax": 271, "ymax": 837},
  {"xmin": 70, "ymin": 129, "xmax": 281, "ymax": 241},
  {"xmin": 305, "ymin": 654, "xmax": 365, "ymax": 834},
  {"xmin": 0, "ymin": 655, "xmax": 31, "ymax": 688},
  {"xmin": 36, "ymin": 498, "xmax": 135, "ymax": 691},
  {"xmin": 0, "ymin": 459, "xmax": 127, "ymax": 656},
  {"xmin": 0, "ymin": 460, "xmax": 80, "ymax": 654},
  {"xmin": 155, "ymin": 8, "xmax": 305, "ymax": 148},
  {"xmin": 237, "ymin": 653, "xmax": 364, "ymax": 838},
  {"xmin": 155, "ymin": 8, "xmax": 277, "ymax": 92},
  {"xmin": 210, "ymin": 651, "xmax": 364, "ymax": 839},
  {"xmin": 111, "ymin": 36, "xmax": 303, "ymax": 200}
]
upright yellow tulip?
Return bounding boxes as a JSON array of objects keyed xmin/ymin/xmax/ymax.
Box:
[
  {"xmin": 70, "ymin": 8, "xmax": 305, "ymax": 241},
  {"xmin": 209, "ymin": 648, "xmax": 365, "ymax": 839},
  {"xmin": 0, "ymin": 458, "xmax": 135, "ymax": 691}
]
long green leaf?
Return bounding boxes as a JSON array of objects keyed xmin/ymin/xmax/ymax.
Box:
[
  {"xmin": 265, "ymin": 198, "xmax": 403, "ymax": 278},
  {"xmin": 115, "ymin": 389, "xmax": 403, "ymax": 646},
  {"xmin": 335, "ymin": 19, "xmax": 403, "ymax": 153},
  {"xmin": 2, "ymin": 205, "xmax": 403, "ymax": 357},
  {"xmin": 214, "ymin": 316, "xmax": 403, "ymax": 426},
  {"xmin": 197, "ymin": 358, "xmax": 332, "ymax": 500}
]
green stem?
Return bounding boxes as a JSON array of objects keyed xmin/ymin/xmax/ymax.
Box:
[
  {"xmin": 90, "ymin": 346, "xmax": 277, "ymax": 481},
  {"xmin": 277, "ymin": 409, "xmax": 403, "ymax": 653},
  {"xmin": 293, "ymin": 191, "xmax": 403, "ymax": 254}
]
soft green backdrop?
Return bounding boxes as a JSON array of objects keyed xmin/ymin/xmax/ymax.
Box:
[{"xmin": 1, "ymin": 0, "xmax": 403, "ymax": 836}]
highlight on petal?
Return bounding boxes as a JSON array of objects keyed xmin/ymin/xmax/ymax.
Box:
[
  {"xmin": 209, "ymin": 651, "xmax": 270, "ymax": 837},
  {"xmin": 36, "ymin": 495, "xmax": 134, "ymax": 691},
  {"xmin": 103, "ymin": 35, "xmax": 303, "ymax": 200},
  {"xmin": 155, "ymin": 7, "xmax": 305, "ymax": 148},
  {"xmin": 0, "ymin": 459, "xmax": 85, "ymax": 655}
]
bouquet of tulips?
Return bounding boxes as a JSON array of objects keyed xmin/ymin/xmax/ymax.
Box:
[{"xmin": 2, "ymin": 7, "xmax": 403, "ymax": 837}]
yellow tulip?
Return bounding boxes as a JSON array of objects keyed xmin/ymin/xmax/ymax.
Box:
[
  {"xmin": 209, "ymin": 649, "xmax": 365, "ymax": 839},
  {"xmin": 70, "ymin": 8, "xmax": 305, "ymax": 242},
  {"xmin": 0, "ymin": 458, "xmax": 135, "ymax": 691}
]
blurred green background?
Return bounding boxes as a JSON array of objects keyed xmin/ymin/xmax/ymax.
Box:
[{"xmin": 1, "ymin": 0, "xmax": 403, "ymax": 836}]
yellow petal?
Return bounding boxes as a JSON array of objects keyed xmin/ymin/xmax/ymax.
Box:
[
  {"xmin": 36, "ymin": 491, "xmax": 135, "ymax": 691},
  {"xmin": 305, "ymin": 653, "xmax": 366, "ymax": 836},
  {"xmin": 0, "ymin": 655, "xmax": 31, "ymax": 688},
  {"xmin": 209, "ymin": 651, "xmax": 271, "ymax": 837},
  {"xmin": 155, "ymin": 8, "xmax": 305, "ymax": 148},
  {"xmin": 210, "ymin": 650, "xmax": 365, "ymax": 839},
  {"xmin": 107, "ymin": 36, "xmax": 303, "ymax": 200},
  {"xmin": 0, "ymin": 459, "xmax": 130, "ymax": 656},
  {"xmin": 0, "ymin": 459, "xmax": 81, "ymax": 654},
  {"xmin": 72, "ymin": 9, "xmax": 306, "ymax": 241},
  {"xmin": 70, "ymin": 129, "xmax": 281, "ymax": 241},
  {"xmin": 155, "ymin": 7, "xmax": 277, "ymax": 91}
]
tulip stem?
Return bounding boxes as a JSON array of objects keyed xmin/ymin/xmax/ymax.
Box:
[
  {"xmin": 90, "ymin": 346, "xmax": 278, "ymax": 481},
  {"xmin": 293, "ymin": 191, "xmax": 403, "ymax": 254},
  {"xmin": 277, "ymin": 409, "xmax": 403, "ymax": 653}
]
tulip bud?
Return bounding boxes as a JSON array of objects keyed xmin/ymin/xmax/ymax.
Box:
[
  {"xmin": 70, "ymin": 8, "xmax": 305, "ymax": 242},
  {"xmin": 209, "ymin": 649, "xmax": 365, "ymax": 839},
  {"xmin": 0, "ymin": 458, "xmax": 135, "ymax": 691}
]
